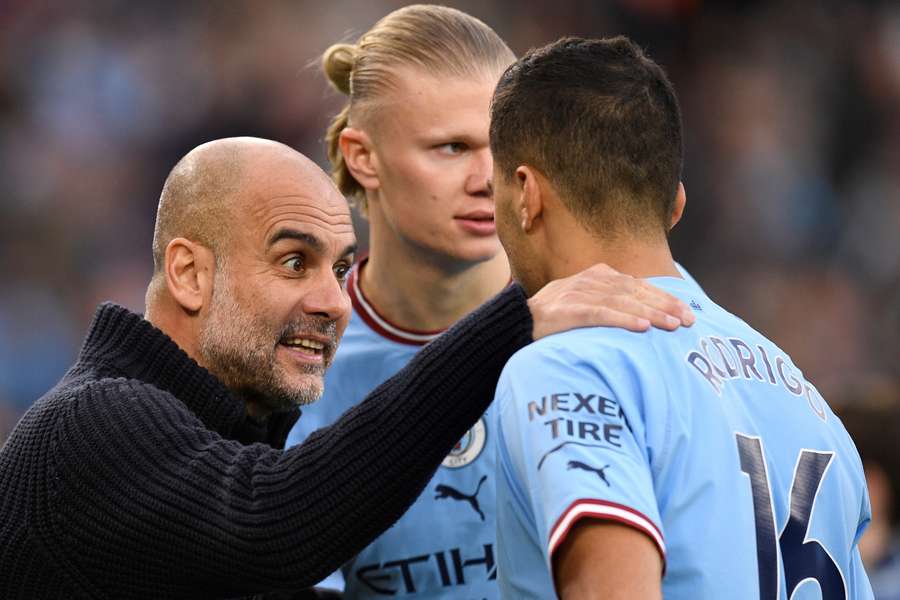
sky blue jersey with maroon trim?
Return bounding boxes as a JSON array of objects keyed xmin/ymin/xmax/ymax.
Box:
[
  {"xmin": 287, "ymin": 260, "xmax": 499, "ymax": 599},
  {"xmin": 495, "ymin": 274, "xmax": 873, "ymax": 599}
]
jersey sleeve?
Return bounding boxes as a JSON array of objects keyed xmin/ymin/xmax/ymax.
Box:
[{"xmin": 496, "ymin": 338, "xmax": 666, "ymax": 567}]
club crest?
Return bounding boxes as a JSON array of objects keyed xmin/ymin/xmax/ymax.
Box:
[{"xmin": 442, "ymin": 417, "xmax": 486, "ymax": 469}]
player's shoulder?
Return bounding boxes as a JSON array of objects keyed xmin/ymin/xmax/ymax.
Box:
[{"xmin": 501, "ymin": 326, "xmax": 647, "ymax": 385}]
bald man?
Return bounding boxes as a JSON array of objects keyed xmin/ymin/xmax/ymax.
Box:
[{"xmin": 0, "ymin": 138, "xmax": 692, "ymax": 599}]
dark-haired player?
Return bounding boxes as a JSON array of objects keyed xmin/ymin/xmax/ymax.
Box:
[{"xmin": 491, "ymin": 36, "xmax": 873, "ymax": 599}]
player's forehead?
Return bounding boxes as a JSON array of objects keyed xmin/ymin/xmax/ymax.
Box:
[{"xmin": 377, "ymin": 66, "xmax": 499, "ymax": 138}]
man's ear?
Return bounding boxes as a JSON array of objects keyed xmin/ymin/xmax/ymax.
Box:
[
  {"xmin": 670, "ymin": 181, "xmax": 687, "ymax": 230},
  {"xmin": 340, "ymin": 127, "xmax": 379, "ymax": 192},
  {"xmin": 517, "ymin": 166, "xmax": 545, "ymax": 234},
  {"xmin": 163, "ymin": 238, "xmax": 215, "ymax": 313}
]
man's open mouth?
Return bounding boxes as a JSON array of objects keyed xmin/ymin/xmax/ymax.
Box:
[{"xmin": 280, "ymin": 337, "xmax": 326, "ymax": 356}]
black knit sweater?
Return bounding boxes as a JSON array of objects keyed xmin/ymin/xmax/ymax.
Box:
[{"xmin": 0, "ymin": 285, "xmax": 533, "ymax": 599}]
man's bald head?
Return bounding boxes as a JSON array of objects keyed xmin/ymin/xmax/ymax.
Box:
[{"xmin": 152, "ymin": 137, "xmax": 305, "ymax": 274}]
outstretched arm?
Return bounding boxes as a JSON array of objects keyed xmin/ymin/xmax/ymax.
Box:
[{"xmin": 51, "ymin": 263, "xmax": 691, "ymax": 598}]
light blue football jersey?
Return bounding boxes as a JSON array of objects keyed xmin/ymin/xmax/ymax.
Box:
[
  {"xmin": 287, "ymin": 260, "xmax": 499, "ymax": 599},
  {"xmin": 495, "ymin": 273, "xmax": 873, "ymax": 599}
]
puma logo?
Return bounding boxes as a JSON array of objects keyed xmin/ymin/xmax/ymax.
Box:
[
  {"xmin": 567, "ymin": 460, "xmax": 611, "ymax": 486},
  {"xmin": 434, "ymin": 475, "xmax": 488, "ymax": 521}
]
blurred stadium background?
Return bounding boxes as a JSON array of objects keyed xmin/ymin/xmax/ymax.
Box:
[{"xmin": 0, "ymin": 0, "xmax": 898, "ymax": 441}]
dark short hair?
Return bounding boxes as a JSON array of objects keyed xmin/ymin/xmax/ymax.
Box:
[{"xmin": 490, "ymin": 36, "xmax": 683, "ymax": 235}]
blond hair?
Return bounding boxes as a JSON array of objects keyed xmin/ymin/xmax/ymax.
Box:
[{"xmin": 322, "ymin": 4, "xmax": 514, "ymax": 211}]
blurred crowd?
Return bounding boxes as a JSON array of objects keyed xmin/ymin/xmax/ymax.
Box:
[{"xmin": 1, "ymin": 0, "xmax": 899, "ymax": 578}]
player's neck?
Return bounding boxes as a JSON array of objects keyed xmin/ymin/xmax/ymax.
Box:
[
  {"xmin": 547, "ymin": 230, "xmax": 681, "ymax": 283},
  {"xmin": 361, "ymin": 239, "xmax": 510, "ymax": 332}
]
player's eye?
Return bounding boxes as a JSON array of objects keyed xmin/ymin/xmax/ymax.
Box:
[
  {"xmin": 437, "ymin": 142, "xmax": 467, "ymax": 155},
  {"xmin": 284, "ymin": 256, "xmax": 305, "ymax": 273}
]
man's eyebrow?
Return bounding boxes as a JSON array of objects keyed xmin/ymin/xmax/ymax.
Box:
[
  {"xmin": 267, "ymin": 228, "xmax": 324, "ymax": 253},
  {"xmin": 341, "ymin": 243, "xmax": 359, "ymax": 259},
  {"xmin": 268, "ymin": 229, "xmax": 358, "ymax": 261}
]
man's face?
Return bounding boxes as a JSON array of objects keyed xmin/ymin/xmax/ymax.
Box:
[
  {"xmin": 367, "ymin": 68, "xmax": 503, "ymax": 266},
  {"xmin": 198, "ymin": 158, "xmax": 356, "ymax": 413}
]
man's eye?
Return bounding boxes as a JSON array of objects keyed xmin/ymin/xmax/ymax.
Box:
[
  {"xmin": 284, "ymin": 257, "xmax": 304, "ymax": 272},
  {"xmin": 438, "ymin": 142, "xmax": 467, "ymax": 155},
  {"xmin": 334, "ymin": 264, "xmax": 351, "ymax": 281}
]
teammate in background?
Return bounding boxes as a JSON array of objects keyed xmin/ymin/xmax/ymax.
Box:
[
  {"xmin": 286, "ymin": 6, "xmax": 694, "ymax": 598},
  {"xmin": 490, "ymin": 37, "xmax": 873, "ymax": 599}
]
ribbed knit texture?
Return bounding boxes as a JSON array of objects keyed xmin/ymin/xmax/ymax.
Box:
[{"xmin": 0, "ymin": 284, "xmax": 532, "ymax": 599}]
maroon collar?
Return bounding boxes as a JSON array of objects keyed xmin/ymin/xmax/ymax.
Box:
[{"xmin": 348, "ymin": 258, "xmax": 445, "ymax": 346}]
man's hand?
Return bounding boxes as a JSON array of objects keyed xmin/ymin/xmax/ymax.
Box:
[{"xmin": 528, "ymin": 263, "xmax": 695, "ymax": 340}]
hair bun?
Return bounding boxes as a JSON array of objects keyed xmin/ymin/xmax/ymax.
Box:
[{"xmin": 322, "ymin": 43, "xmax": 356, "ymax": 95}]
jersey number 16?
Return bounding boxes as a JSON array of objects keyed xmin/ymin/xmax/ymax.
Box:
[{"xmin": 736, "ymin": 433, "xmax": 846, "ymax": 600}]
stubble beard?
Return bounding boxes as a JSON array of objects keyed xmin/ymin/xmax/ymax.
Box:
[{"xmin": 198, "ymin": 268, "xmax": 325, "ymax": 412}]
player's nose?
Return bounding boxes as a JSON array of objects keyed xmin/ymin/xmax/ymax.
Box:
[{"xmin": 464, "ymin": 147, "xmax": 493, "ymax": 197}]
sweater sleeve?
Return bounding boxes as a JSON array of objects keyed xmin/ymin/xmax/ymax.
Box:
[{"xmin": 50, "ymin": 284, "xmax": 533, "ymax": 598}]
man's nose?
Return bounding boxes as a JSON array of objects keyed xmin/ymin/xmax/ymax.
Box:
[
  {"xmin": 464, "ymin": 148, "xmax": 493, "ymax": 197},
  {"xmin": 301, "ymin": 268, "xmax": 350, "ymax": 321}
]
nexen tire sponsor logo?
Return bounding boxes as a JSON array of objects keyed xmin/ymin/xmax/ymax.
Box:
[{"xmin": 528, "ymin": 392, "xmax": 630, "ymax": 446}]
